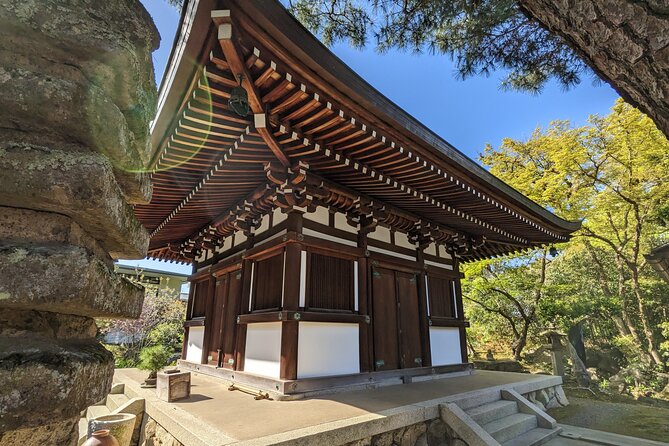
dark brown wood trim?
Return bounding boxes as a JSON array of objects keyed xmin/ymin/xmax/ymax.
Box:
[
  {"xmin": 184, "ymin": 318, "xmax": 206, "ymax": 327},
  {"xmin": 181, "ymin": 326, "xmax": 190, "ymax": 360},
  {"xmin": 189, "ymin": 267, "xmax": 213, "ymax": 282},
  {"xmin": 237, "ymin": 311, "xmax": 368, "ymax": 324},
  {"xmin": 303, "ymin": 240, "xmax": 363, "ymax": 261},
  {"xmin": 282, "ymin": 242, "xmax": 302, "ymax": 311},
  {"xmin": 368, "ymin": 253, "xmax": 421, "ymax": 275},
  {"xmin": 429, "ymin": 317, "xmax": 470, "ymax": 328},
  {"xmin": 424, "ymin": 265, "xmax": 463, "ymax": 280},
  {"xmin": 179, "ymin": 359, "xmax": 473, "ymax": 395},
  {"xmin": 211, "ymin": 258, "xmax": 243, "ymax": 277}
]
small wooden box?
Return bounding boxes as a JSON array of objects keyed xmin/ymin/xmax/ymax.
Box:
[{"xmin": 156, "ymin": 370, "xmax": 191, "ymax": 402}]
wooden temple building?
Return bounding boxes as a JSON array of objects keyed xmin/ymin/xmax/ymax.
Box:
[{"xmin": 135, "ymin": 0, "xmax": 579, "ymax": 395}]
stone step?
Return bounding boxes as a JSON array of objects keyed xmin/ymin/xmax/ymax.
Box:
[
  {"xmin": 110, "ymin": 383, "xmax": 125, "ymax": 395},
  {"xmin": 466, "ymin": 399, "xmax": 519, "ymax": 425},
  {"xmin": 86, "ymin": 404, "xmax": 111, "ymax": 421},
  {"xmin": 106, "ymin": 393, "xmax": 129, "ymax": 412},
  {"xmin": 77, "ymin": 417, "xmax": 88, "ymax": 445},
  {"xmin": 502, "ymin": 427, "xmax": 562, "ymax": 446},
  {"xmin": 483, "ymin": 413, "xmax": 538, "ymax": 444}
]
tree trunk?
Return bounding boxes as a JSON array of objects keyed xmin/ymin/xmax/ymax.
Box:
[
  {"xmin": 518, "ymin": 0, "xmax": 669, "ymax": 138},
  {"xmin": 511, "ymin": 321, "xmax": 530, "ymax": 361},
  {"xmin": 630, "ymin": 269, "xmax": 664, "ymax": 365}
]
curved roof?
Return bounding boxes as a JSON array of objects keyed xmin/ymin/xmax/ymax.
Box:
[{"xmin": 136, "ymin": 0, "xmax": 579, "ymax": 263}]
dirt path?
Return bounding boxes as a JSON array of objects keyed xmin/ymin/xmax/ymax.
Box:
[{"xmin": 548, "ymin": 396, "xmax": 669, "ymax": 443}]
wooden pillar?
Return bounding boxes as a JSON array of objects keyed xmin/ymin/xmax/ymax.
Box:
[
  {"xmin": 415, "ymin": 239, "xmax": 432, "ymax": 367},
  {"xmin": 357, "ymin": 220, "xmax": 373, "ymax": 372},
  {"xmin": 234, "ymin": 258, "xmax": 253, "ymax": 371},
  {"xmin": 200, "ymin": 276, "xmax": 216, "ymax": 364},
  {"xmin": 280, "ymin": 211, "xmax": 303, "ymax": 380},
  {"xmin": 453, "ymin": 257, "xmax": 468, "ymax": 363}
]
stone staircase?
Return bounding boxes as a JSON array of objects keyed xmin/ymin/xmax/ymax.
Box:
[
  {"xmin": 442, "ymin": 388, "xmax": 562, "ymax": 446},
  {"xmin": 78, "ymin": 383, "xmax": 145, "ymax": 445}
]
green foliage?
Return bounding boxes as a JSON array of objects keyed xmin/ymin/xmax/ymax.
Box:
[
  {"xmin": 288, "ymin": 0, "xmax": 589, "ymax": 93},
  {"xmin": 474, "ymin": 99, "xmax": 669, "ymax": 376},
  {"xmin": 98, "ymin": 287, "xmax": 186, "ymax": 368},
  {"xmin": 138, "ymin": 345, "xmax": 172, "ymax": 373}
]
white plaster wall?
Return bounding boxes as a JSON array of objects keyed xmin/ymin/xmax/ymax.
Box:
[
  {"xmin": 273, "ymin": 207, "xmax": 287, "ymax": 225},
  {"xmin": 256, "ymin": 214, "xmax": 270, "ymax": 235},
  {"xmin": 297, "ymin": 322, "xmax": 360, "ymax": 378},
  {"xmin": 438, "ymin": 245, "xmax": 453, "ymax": 259},
  {"xmin": 303, "ymin": 205, "xmax": 330, "ymax": 225},
  {"xmin": 429, "ymin": 327, "xmax": 462, "ymax": 366},
  {"xmin": 185, "ymin": 326, "xmax": 205, "ymax": 363},
  {"xmin": 244, "ymin": 322, "xmax": 282, "ymax": 378},
  {"xmin": 395, "ymin": 232, "xmax": 415, "ymax": 250},
  {"xmin": 334, "ymin": 212, "xmax": 357, "ymax": 233},
  {"xmin": 368, "ymin": 225, "xmax": 391, "ymax": 243}
]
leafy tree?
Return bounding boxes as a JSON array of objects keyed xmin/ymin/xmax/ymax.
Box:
[
  {"xmin": 463, "ymin": 249, "xmax": 552, "ymax": 360},
  {"xmin": 288, "ymin": 0, "xmax": 589, "ymax": 93},
  {"xmin": 99, "ymin": 286, "xmax": 186, "ymax": 367},
  {"xmin": 480, "ymin": 99, "xmax": 669, "ymax": 367}
]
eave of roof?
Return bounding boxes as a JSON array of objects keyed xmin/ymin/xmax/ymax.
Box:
[{"xmin": 142, "ymin": 0, "xmax": 580, "ymax": 263}]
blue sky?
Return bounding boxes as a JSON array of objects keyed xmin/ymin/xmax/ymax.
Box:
[{"xmin": 119, "ymin": 0, "xmax": 619, "ymax": 274}]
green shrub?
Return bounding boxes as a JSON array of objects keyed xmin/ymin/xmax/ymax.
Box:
[{"xmin": 138, "ymin": 345, "xmax": 171, "ymax": 374}]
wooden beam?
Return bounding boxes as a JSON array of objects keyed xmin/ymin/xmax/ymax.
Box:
[
  {"xmin": 255, "ymin": 114, "xmax": 290, "ymax": 166},
  {"xmin": 214, "ymin": 12, "xmax": 290, "ymax": 167}
]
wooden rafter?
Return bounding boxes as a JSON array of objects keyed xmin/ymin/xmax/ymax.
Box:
[{"xmin": 213, "ymin": 11, "xmax": 290, "ymax": 167}]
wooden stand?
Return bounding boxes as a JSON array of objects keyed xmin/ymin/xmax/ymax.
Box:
[{"xmin": 156, "ymin": 370, "xmax": 191, "ymax": 402}]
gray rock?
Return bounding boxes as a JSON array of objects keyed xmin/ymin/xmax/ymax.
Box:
[
  {"xmin": 0, "ymin": 331, "xmax": 114, "ymax": 432},
  {"xmin": 0, "ymin": 0, "xmax": 160, "ymax": 165},
  {"xmin": 0, "ymin": 143, "xmax": 150, "ymax": 259},
  {"xmin": 0, "ymin": 242, "xmax": 144, "ymax": 318},
  {"xmin": 0, "ymin": 416, "xmax": 79, "ymax": 446}
]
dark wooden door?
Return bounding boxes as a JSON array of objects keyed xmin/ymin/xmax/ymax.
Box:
[
  {"xmin": 371, "ymin": 267, "xmax": 400, "ymax": 371},
  {"xmin": 220, "ymin": 270, "xmax": 242, "ymax": 369},
  {"xmin": 396, "ymin": 272, "xmax": 423, "ymax": 368},
  {"xmin": 207, "ymin": 274, "xmax": 228, "ymax": 365},
  {"xmin": 371, "ymin": 267, "xmax": 423, "ymax": 371}
]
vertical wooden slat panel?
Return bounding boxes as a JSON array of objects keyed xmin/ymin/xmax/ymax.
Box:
[
  {"xmin": 371, "ymin": 266, "xmax": 399, "ymax": 371},
  {"xmin": 396, "ymin": 271, "xmax": 423, "ymax": 369}
]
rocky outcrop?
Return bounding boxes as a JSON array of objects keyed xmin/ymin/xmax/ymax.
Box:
[
  {"xmin": 0, "ymin": 0, "xmax": 158, "ymax": 443},
  {"xmin": 519, "ymin": 0, "xmax": 669, "ymax": 137}
]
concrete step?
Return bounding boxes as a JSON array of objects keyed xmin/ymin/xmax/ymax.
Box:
[
  {"xmin": 502, "ymin": 427, "xmax": 562, "ymax": 446},
  {"xmin": 466, "ymin": 399, "xmax": 519, "ymax": 425},
  {"xmin": 109, "ymin": 383, "xmax": 125, "ymax": 394},
  {"xmin": 86, "ymin": 404, "xmax": 110, "ymax": 421},
  {"xmin": 105, "ymin": 393, "xmax": 129, "ymax": 412},
  {"xmin": 483, "ymin": 413, "xmax": 537, "ymax": 444},
  {"xmin": 77, "ymin": 417, "xmax": 88, "ymax": 445}
]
